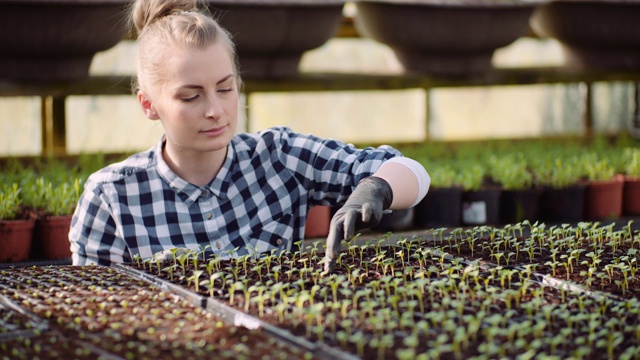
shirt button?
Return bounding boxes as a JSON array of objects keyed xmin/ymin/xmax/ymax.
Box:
[
  {"xmin": 205, "ymin": 213, "xmax": 212, "ymax": 220},
  {"xmin": 276, "ymin": 239, "xmax": 283, "ymax": 245},
  {"xmin": 216, "ymin": 242, "xmax": 222, "ymax": 249},
  {"xmin": 201, "ymin": 189, "xmax": 209, "ymax": 197}
]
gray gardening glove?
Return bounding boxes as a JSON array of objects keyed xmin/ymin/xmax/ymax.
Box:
[
  {"xmin": 324, "ymin": 176, "xmax": 393, "ymax": 273},
  {"xmin": 151, "ymin": 247, "xmax": 191, "ymax": 262}
]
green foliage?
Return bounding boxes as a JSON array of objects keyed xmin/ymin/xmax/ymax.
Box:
[
  {"xmin": 456, "ymin": 161, "xmax": 485, "ymax": 191},
  {"xmin": 428, "ymin": 163, "xmax": 459, "ymax": 188},
  {"xmin": 0, "ymin": 156, "xmax": 91, "ymax": 217},
  {"xmin": 582, "ymin": 153, "xmax": 616, "ymax": 181},
  {"xmin": 488, "ymin": 153, "xmax": 533, "ymax": 190},
  {"xmin": 36, "ymin": 177, "xmax": 84, "ymax": 216},
  {"xmin": 623, "ymin": 147, "xmax": 640, "ymax": 176},
  {"xmin": 532, "ymin": 157, "xmax": 582, "ymax": 189},
  {"xmin": 0, "ymin": 183, "xmax": 22, "ymax": 220}
]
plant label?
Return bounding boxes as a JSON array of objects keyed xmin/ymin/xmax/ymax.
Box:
[{"xmin": 462, "ymin": 201, "xmax": 486, "ymax": 224}]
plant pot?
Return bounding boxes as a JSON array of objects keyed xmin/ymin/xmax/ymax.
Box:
[
  {"xmin": 538, "ymin": 183, "xmax": 586, "ymax": 223},
  {"xmin": 414, "ymin": 185, "xmax": 463, "ymax": 228},
  {"xmin": 623, "ymin": 175, "xmax": 640, "ymax": 216},
  {"xmin": 205, "ymin": 0, "xmax": 346, "ymax": 78},
  {"xmin": 0, "ymin": 0, "xmax": 130, "ymax": 82},
  {"xmin": 373, "ymin": 208, "xmax": 415, "ymax": 232},
  {"xmin": 305, "ymin": 205, "xmax": 331, "ymax": 238},
  {"xmin": 500, "ymin": 187, "xmax": 542, "ymax": 225},
  {"xmin": 583, "ymin": 175, "xmax": 624, "ymax": 221},
  {"xmin": 353, "ymin": 0, "xmax": 547, "ymax": 77},
  {"xmin": 33, "ymin": 215, "xmax": 73, "ymax": 260},
  {"xmin": 461, "ymin": 186, "xmax": 501, "ymax": 226},
  {"xmin": 530, "ymin": 0, "xmax": 640, "ymax": 70},
  {"xmin": 0, "ymin": 218, "xmax": 35, "ymax": 262}
]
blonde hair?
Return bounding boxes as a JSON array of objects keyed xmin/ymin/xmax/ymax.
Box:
[{"xmin": 130, "ymin": 0, "xmax": 239, "ymax": 95}]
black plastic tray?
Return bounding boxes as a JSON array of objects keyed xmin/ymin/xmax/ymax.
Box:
[{"xmin": 115, "ymin": 263, "xmax": 359, "ymax": 360}]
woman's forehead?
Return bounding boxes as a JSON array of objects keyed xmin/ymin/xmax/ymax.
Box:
[{"xmin": 161, "ymin": 42, "xmax": 234, "ymax": 84}]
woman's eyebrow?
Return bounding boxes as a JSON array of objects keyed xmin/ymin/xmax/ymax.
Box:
[
  {"xmin": 178, "ymin": 74, "xmax": 234, "ymax": 90},
  {"xmin": 216, "ymin": 74, "xmax": 234, "ymax": 85}
]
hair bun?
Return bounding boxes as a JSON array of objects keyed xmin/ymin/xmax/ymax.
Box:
[{"xmin": 132, "ymin": 0, "xmax": 199, "ymax": 34}]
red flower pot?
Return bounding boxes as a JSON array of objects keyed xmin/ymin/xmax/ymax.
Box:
[
  {"xmin": 34, "ymin": 215, "xmax": 73, "ymax": 260},
  {"xmin": 0, "ymin": 218, "xmax": 35, "ymax": 263},
  {"xmin": 305, "ymin": 205, "xmax": 331, "ymax": 238},
  {"xmin": 623, "ymin": 175, "xmax": 640, "ymax": 216},
  {"xmin": 584, "ymin": 175, "xmax": 624, "ymax": 221}
]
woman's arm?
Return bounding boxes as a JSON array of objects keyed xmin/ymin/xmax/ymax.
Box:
[
  {"xmin": 372, "ymin": 157, "xmax": 430, "ymax": 210},
  {"xmin": 69, "ymin": 185, "xmax": 128, "ymax": 266}
]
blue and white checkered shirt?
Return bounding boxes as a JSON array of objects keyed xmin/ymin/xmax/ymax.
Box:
[{"xmin": 70, "ymin": 127, "xmax": 402, "ymax": 266}]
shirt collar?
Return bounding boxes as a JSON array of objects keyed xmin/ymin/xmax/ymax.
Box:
[
  {"xmin": 155, "ymin": 137, "xmax": 235, "ymax": 205},
  {"xmin": 209, "ymin": 142, "xmax": 235, "ymax": 200}
]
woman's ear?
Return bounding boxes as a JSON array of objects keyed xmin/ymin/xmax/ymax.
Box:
[{"xmin": 138, "ymin": 91, "xmax": 160, "ymax": 120}]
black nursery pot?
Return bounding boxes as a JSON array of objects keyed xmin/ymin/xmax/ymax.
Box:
[
  {"xmin": 373, "ymin": 208, "xmax": 415, "ymax": 232},
  {"xmin": 413, "ymin": 186, "xmax": 463, "ymax": 228},
  {"xmin": 461, "ymin": 186, "xmax": 501, "ymax": 226},
  {"xmin": 538, "ymin": 184, "xmax": 586, "ymax": 223},
  {"xmin": 500, "ymin": 188, "xmax": 542, "ymax": 225}
]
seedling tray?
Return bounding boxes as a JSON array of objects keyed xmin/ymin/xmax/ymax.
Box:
[
  {"xmin": 0, "ymin": 265, "xmax": 316, "ymax": 359},
  {"xmin": 116, "ymin": 263, "xmax": 357, "ymax": 360},
  {"xmin": 123, "ymin": 235, "xmax": 640, "ymax": 359}
]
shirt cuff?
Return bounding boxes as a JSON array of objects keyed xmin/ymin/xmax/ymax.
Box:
[{"xmin": 383, "ymin": 157, "xmax": 430, "ymax": 207}]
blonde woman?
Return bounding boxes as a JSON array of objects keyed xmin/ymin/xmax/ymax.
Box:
[{"xmin": 69, "ymin": 0, "xmax": 430, "ymax": 272}]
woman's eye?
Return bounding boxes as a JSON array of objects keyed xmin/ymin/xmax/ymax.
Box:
[
  {"xmin": 218, "ymin": 88, "xmax": 234, "ymax": 93},
  {"xmin": 181, "ymin": 95, "xmax": 199, "ymax": 102}
]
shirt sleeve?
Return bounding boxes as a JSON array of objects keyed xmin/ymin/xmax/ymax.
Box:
[
  {"xmin": 272, "ymin": 127, "xmax": 403, "ymax": 207},
  {"xmin": 69, "ymin": 180, "xmax": 130, "ymax": 267}
]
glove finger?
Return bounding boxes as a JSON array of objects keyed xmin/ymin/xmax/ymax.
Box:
[
  {"xmin": 361, "ymin": 202, "xmax": 374, "ymax": 223},
  {"xmin": 324, "ymin": 226, "xmax": 341, "ymax": 261},
  {"xmin": 343, "ymin": 209, "xmax": 358, "ymax": 240},
  {"xmin": 323, "ymin": 256, "xmax": 336, "ymax": 274},
  {"xmin": 324, "ymin": 227, "xmax": 341, "ymax": 273}
]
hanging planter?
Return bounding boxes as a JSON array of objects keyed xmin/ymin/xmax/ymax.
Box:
[
  {"xmin": 0, "ymin": 0, "xmax": 130, "ymax": 82},
  {"xmin": 530, "ymin": 0, "xmax": 640, "ymax": 70},
  {"xmin": 205, "ymin": 0, "xmax": 346, "ymax": 78},
  {"xmin": 353, "ymin": 0, "xmax": 548, "ymax": 77}
]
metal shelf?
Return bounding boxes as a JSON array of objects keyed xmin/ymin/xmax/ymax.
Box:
[{"xmin": 1, "ymin": 68, "xmax": 640, "ymax": 156}]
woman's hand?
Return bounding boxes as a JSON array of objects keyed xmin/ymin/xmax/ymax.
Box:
[{"xmin": 323, "ymin": 176, "xmax": 393, "ymax": 273}]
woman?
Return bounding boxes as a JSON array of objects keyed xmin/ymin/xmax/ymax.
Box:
[{"xmin": 69, "ymin": 0, "xmax": 430, "ymax": 273}]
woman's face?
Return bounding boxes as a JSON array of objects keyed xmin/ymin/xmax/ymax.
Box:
[{"xmin": 140, "ymin": 42, "xmax": 239, "ymax": 156}]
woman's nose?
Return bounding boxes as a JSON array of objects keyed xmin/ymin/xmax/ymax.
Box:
[{"xmin": 205, "ymin": 94, "xmax": 223, "ymax": 119}]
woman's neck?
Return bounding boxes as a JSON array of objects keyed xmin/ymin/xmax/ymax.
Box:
[{"xmin": 162, "ymin": 144, "xmax": 227, "ymax": 187}]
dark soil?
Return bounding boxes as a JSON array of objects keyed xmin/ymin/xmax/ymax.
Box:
[
  {"xmin": 127, "ymin": 244, "xmax": 640, "ymax": 360},
  {"xmin": 0, "ymin": 266, "xmax": 313, "ymax": 360},
  {"xmin": 431, "ymin": 236, "xmax": 640, "ymax": 299}
]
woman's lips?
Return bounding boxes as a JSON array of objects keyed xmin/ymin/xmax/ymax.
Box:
[{"xmin": 201, "ymin": 125, "xmax": 226, "ymax": 136}]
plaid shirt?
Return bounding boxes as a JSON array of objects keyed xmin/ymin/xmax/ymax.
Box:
[{"xmin": 70, "ymin": 127, "xmax": 401, "ymax": 266}]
